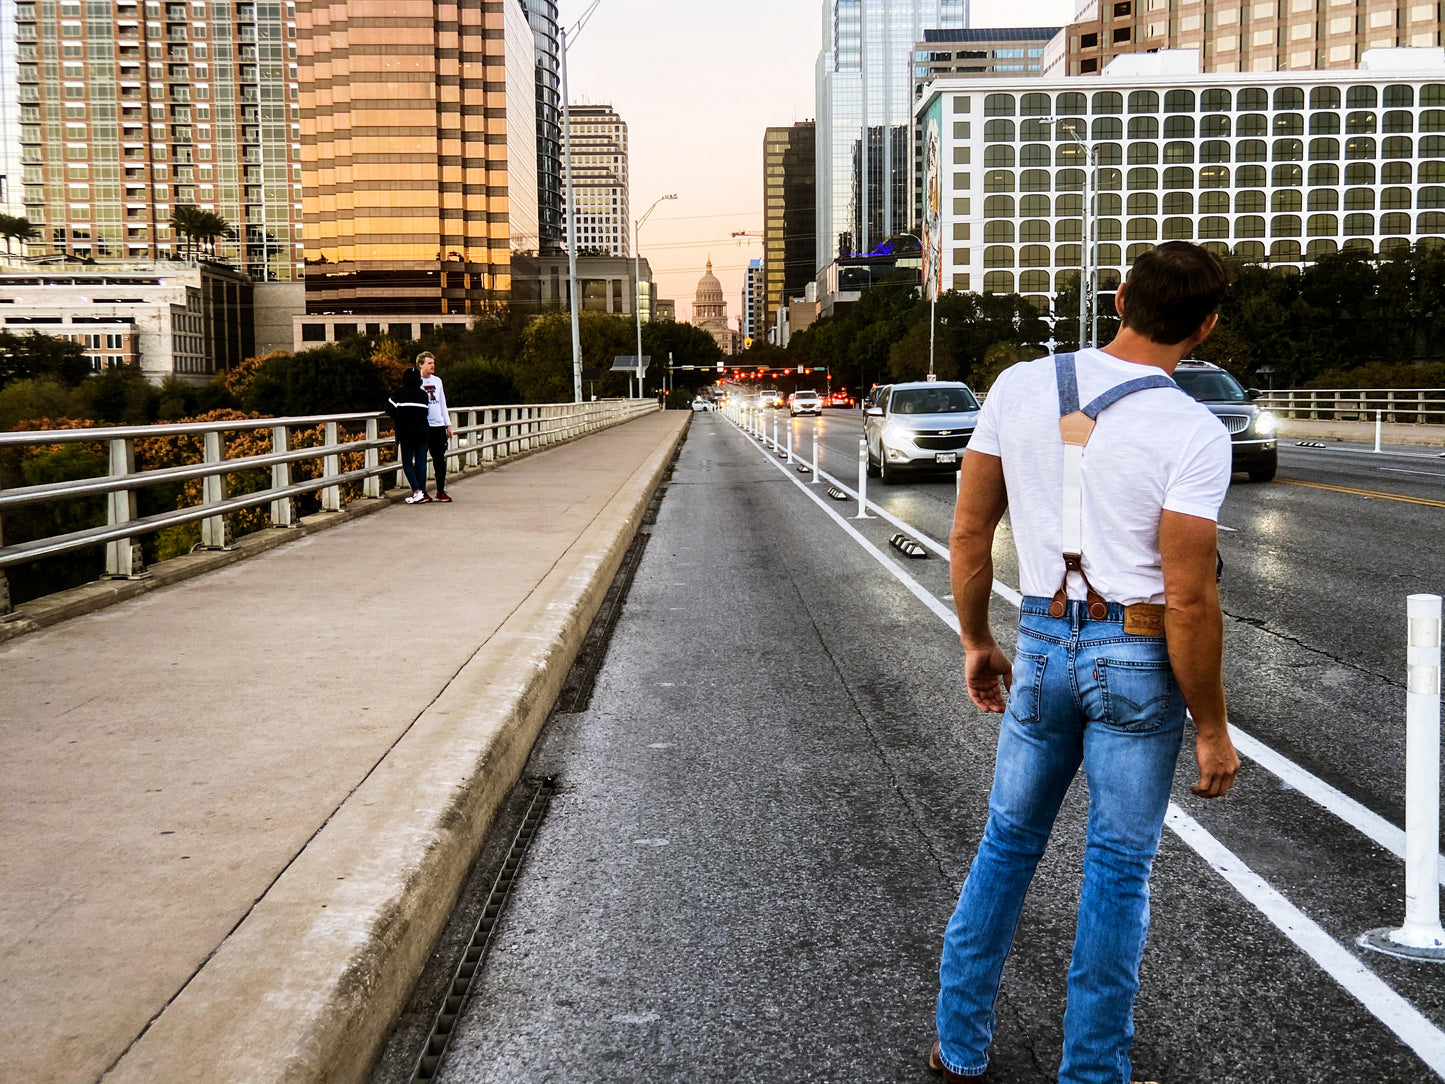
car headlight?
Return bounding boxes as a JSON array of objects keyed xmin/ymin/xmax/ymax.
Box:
[
  {"xmin": 882, "ymin": 421, "xmax": 914, "ymax": 444},
  {"xmin": 1254, "ymin": 410, "xmax": 1276, "ymax": 437}
]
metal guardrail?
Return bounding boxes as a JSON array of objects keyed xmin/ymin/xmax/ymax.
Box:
[
  {"xmin": 0, "ymin": 399, "xmax": 659, "ymax": 611},
  {"xmin": 1257, "ymin": 388, "xmax": 1445, "ymax": 425}
]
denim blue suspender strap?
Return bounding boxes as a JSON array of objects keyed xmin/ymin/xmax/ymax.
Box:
[{"xmin": 1050, "ymin": 352, "xmax": 1178, "ymax": 620}]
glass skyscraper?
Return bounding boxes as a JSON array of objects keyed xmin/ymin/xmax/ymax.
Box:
[{"xmin": 816, "ymin": 0, "xmax": 968, "ymax": 272}]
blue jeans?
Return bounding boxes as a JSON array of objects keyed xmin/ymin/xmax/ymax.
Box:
[
  {"xmin": 399, "ymin": 440, "xmax": 428, "ymax": 492},
  {"xmin": 936, "ymin": 597, "xmax": 1186, "ymax": 1084}
]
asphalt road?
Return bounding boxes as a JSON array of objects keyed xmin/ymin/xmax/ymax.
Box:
[{"xmin": 384, "ymin": 409, "xmax": 1445, "ymax": 1084}]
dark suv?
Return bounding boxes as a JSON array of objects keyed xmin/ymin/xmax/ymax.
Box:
[{"xmin": 1172, "ymin": 360, "xmax": 1277, "ymax": 482}]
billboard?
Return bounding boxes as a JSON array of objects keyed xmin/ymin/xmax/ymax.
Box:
[{"xmin": 921, "ymin": 94, "xmax": 945, "ymax": 303}]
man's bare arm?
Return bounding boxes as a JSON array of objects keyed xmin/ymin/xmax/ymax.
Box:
[
  {"xmin": 950, "ymin": 449, "xmax": 1012, "ymax": 713},
  {"xmin": 1159, "ymin": 509, "xmax": 1239, "ymax": 799}
]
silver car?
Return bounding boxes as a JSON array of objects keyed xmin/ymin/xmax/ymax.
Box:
[{"xmin": 864, "ymin": 381, "xmax": 981, "ymax": 483}]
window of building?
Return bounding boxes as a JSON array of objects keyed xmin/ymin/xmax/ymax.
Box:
[
  {"xmin": 1096, "ymin": 243, "xmax": 1123, "ymax": 265},
  {"xmin": 1271, "ymin": 214, "xmax": 1302, "ymax": 236},
  {"xmin": 1380, "ymin": 212, "xmax": 1410, "ymax": 235},
  {"xmin": 983, "ymin": 271, "xmax": 1014, "ymax": 292},
  {"xmin": 1020, "ymin": 143, "xmax": 1051, "ymax": 167},
  {"xmin": 1344, "ymin": 187, "xmax": 1376, "ymax": 210},
  {"xmin": 1163, "ymin": 89, "xmax": 1195, "ymax": 114},
  {"xmin": 1057, "ymin": 143, "xmax": 1087, "ymax": 167},
  {"xmin": 1162, "ymin": 218, "xmax": 1193, "ymax": 239},
  {"xmin": 1129, "ymin": 143, "xmax": 1159, "ymax": 164},
  {"xmin": 1113, "ymin": 26, "xmax": 1131, "ymax": 42},
  {"xmin": 1344, "ymin": 162, "xmax": 1376, "ymax": 186},
  {"xmin": 1200, "ymin": 165, "xmax": 1230, "ymax": 187},
  {"xmin": 1345, "ymin": 137, "xmax": 1376, "ymax": 159},
  {"xmin": 1058, "ymin": 92, "xmax": 1086, "ymax": 114},
  {"xmin": 1127, "ymin": 193, "xmax": 1158, "ymax": 216},
  {"xmin": 1165, "ymin": 143, "xmax": 1195, "ymax": 165},
  {"xmin": 1346, "ymin": 86, "xmax": 1377, "ymax": 108},
  {"xmin": 1346, "ymin": 111, "xmax": 1377, "ymax": 134},
  {"xmin": 1095, "ymin": 143, "xmax": 1123, "ymax": 166},
  {"xmin": 1309, "ymin": 189, "xmax": 1340, "ymax": 211},
  {"xmin": 1271, "ymin": 240, "xmax": 1303, "ymax": 261},
  {"xmin": 1425, "ymin": 136, "xmax": 1445, "ymax": 157},
  {"xmin": 1094, "ymin": 168, "xmax": 1121, "ymax": 191},
  {"xmin": 1419, "ymin": 186, "xmax": 1445, "ymax": 208},
  {"xmin": 1198, "ymin": 217, "xmax": 1230, "ymax": 239},
  {"xmin": 984, "ymin": 145, "xmax": 1015, "ymax": 167},
  {"xmin": 1383, "ymin": 84, "xmax": 1414, "ymax": 108},
  {"xmin": 1096, "ymin": 193, "xmax": 1123, "ymax": 216},
  {"xmin": 1126, "ymin": 167, "xmax": 1158, "ymax": 190},
  {"xmin": 985, "ymin": 93, "xmax": 1016, "ymax": 116},
  {"xmin": 1128, "ymin": 91, "xmax": 1158, "ymax": 114},
  {"xmin": 1021, "ymin": 169, "xmax": 1051, "ymax": 191},
  {"xmin": 1236, "ymin": 139, "xmax": 1267, "ymax": 162},
  {"xmin": 1273, "ymin": 138, "xmax": 1303, "ymax": 161},
  {"xmin": 1310, "ymin": 87, "xmax": 1342, "ymax": 111},
  {"xmin": 1020, "ymin": 194, "xmax": 1051, "ymax": 217},
  {"xmin": 1092, "ymin": 91, "xmax": 1122, "ymax": 114},
  {"xmin": 1309, "ymin": 163, "xmax": 1341, "ymax": 186},
  {"xmin": 1020, "ymin": 245, "xmax": 1049, "ymax": 267},
  {"xmin": 1309, "ymin": 137, "xmax": 1340, "ymax": 160},
  {"xmin": 1097, "ymin": 218, "xmax": 1122, "ymax": 241},
  {"xmin": 1237, "ymin": 87, "xmax": 1268, "ymax": 110},
  {"xmin": 1420, "ymin": 211, "xmax": 1445, "ymax": 232},
  {"xmin": 1163, "ymin": 167, "xmax": 1194, "ymax": 188},
  {"xmin": 1310, "ymin": 113, "xmax": 1341, "ymax": 136},
  {"xmin": 1382, "ymin": 110, "xmax": 1414, "ymax": 134},
  {"xmin": 1164, "ymin": 192, "xmax": 1194, "ymax": 214},
  {"xmin": 984, "ymin": 221, "xmax": 1015, "ymax": 242},
  {"xmin": 1343, "ymin": 212, "xmax": 1374, "ymax": 234},
  {"xmin": 984, "ymin": 119, "xmax": 1015, "ymax": 142},
  {"xmin": 984, "ymin": 195, "xmax": 1015, "ymax": 218},
  {"xmin": 1056, "ymin": 218, "xmax": 1083, "ymax": 241},
  {"xmin": 1236, "ymin": 113, "xmax": 1267, "ymax": 138},
  {"xmin": 1273, "ymin": 164, "xmax": 1304, "ymax": 186},
  {"xmin": 1198, "ymin": 140, "xmax": 1229, "ymax": 164},
  {"xmin": 1127, "ymin": 117, "xmax": 1159, "ymax": 140},
  {"xmin": 1273, "ymin": 190, "xmax": 1304, "ymax": 212},
  {"xmin": 984, "ymin": 246, "xmax": 1015, "ymax": 267},
  {"xmin": 1020, "ymin": 92, "xmax": 1051, "ymax": 116},
  {"xmin": 1080, "ymin": 57, "xmax": 1098, "ymax": 73},
  {"xmin": 1383, "ymin": 136, "xmax": 1413, "ymax": 158},
  {"xmin": 1234, "ymin": 216, "xmax": 1265, "ymax": 238}
]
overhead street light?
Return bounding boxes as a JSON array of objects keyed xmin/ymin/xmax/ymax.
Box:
[
  {"xmin": 560, "ymin": 0, "xmax": 605, "ymax": 403},
  {"xmin": 634, "ymin": 193, "xmax": 677, "ymax": 399},
  {"xmin": 1042, "ymin": 115, "xmax": 1097, "ymax": 350}
]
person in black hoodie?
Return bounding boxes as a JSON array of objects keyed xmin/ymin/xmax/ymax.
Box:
[{"xmin": 386, "ymin": 368, "xmax": 433, "ymax": 504}]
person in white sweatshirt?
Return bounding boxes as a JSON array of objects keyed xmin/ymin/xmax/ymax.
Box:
[{"xmin": 417, "ymin": 351, "xmax": 454, "ymax": 503}]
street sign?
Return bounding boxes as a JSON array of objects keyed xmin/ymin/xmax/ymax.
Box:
[{"xmin": 610, "ymin": 355, "xmax": 651, "ymax": 374}]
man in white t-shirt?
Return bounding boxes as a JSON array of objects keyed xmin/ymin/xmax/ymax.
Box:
[
  {"xmin": 931, "ymin": 242, "xmax": 1240, "ymax": 1084},
  {"xmin": 417, "ymin": 352, "xmax": 454, "ymax": 503}
]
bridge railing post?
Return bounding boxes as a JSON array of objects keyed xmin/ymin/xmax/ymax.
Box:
[
  {"xmin": 446, "ymin": 410, "xmax": 460, "ymax": 475},
  {"xmin": 363, "ymin": 417, "xmax": 382, "ymax": 498},
  {"xmin": 321, "ymin": 421, "xmax": 342, "ymax": 512},
  {"xmin": 465, "ymin": 411, "xmax": 479, "ymax": 468},
  {"xmin": 106, "ymin": 436, "xmax": 145, "ymax": 576},
  {"xmin": 271, "ymin": 424, "xmax": 297, "ymax": 526},
  {"xmin": 200, "ymin": 429, "xmax": 231, "ymax": 549}
]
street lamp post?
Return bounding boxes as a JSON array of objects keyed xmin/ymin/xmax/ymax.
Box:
[
  {"xmin": 634, "ymin": 193, "xmax": 677, "ymax": 399},
  {"xmin": 560, "ymin": 0, "xmax": 605, "ymax": 403},
  {"xmin": 1044, "ymin": 116, "xmax": 1096, "ymax": 350}
]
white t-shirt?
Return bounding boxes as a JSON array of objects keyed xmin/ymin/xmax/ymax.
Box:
[
  {"xmin": 970, "ymin": 348, "xmax": 1231, "ymax": 606},
  {"xmin": 421, "ymin": 373, "xmax": 449, "ymax": 428}
]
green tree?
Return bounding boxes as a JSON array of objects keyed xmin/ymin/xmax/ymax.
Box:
[
  {"xmin": 0, "ymin": 330, "xmax": 93, "ymax": 390},
  {"xmin": 0, "ymin": 214, "xmax": 39, "ymax": 256},
  {"xmin": 168, "ymin": 205, "xmax": 206, "ymax": 259}
]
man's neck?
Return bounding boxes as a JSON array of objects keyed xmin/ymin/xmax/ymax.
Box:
[{"xmin": 1096, "ymin": 328, "xmax": 1195, "ymax": 376}]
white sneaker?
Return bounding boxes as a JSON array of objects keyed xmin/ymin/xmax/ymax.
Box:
[{"xmin": 405, "ymin": 492, "xmax": 427, "ymax": 504}]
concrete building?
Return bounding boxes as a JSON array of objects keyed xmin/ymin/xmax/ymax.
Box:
[
  {"xmin": 297, "ymin": 0, "xmax": 537, "ymax": 315},
  {"xmin": 911, "ymin": 29, "xmax": 1061, "ymax": 235},
  {"xmin": 743, "ymin": 258, "xmax": 765, "ymax": 344},
  {"xmin": 655, "ymin": 297, "xmax": 675, "ymax": 321},
  {"xmin": 15, "ymin": 0, "xmax": 302, "ymax": 278},
  {"xmin": 816, "ymin": 0, "xmax": 969, "ymax": 273},
  {"xmin": 565, "ymin": 103, "xmax": 628, "ymax": 258},
  {"xmin": 1049, "ymin": 0, "xmax": 1445, "ymax": 78},
  {"xmin": 0, "ymin": 259, "xmax": 253, "ymax": 380},
  {"xmin": 917, "ymin": 48, "xmax": 1445, "ymax": 319},
  {"xmin": 763, "ymin": 121, "xmax": 816, "ymax": 337},
  {"xmin": 694, "ymin": 258, "xmax": 739, "ymax": 355},
  {"xmin": 1, "ymin": 0, "xmax": 22, "ymax": 219},
  {"xmin": 520, "ymin": 0, "xmax": 562, "ymax": 255}
]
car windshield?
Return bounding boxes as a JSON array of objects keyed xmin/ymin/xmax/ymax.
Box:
[
  {"xmin": 1174, "ymin": 370, "xmax": 1248, "ymax": 403},
  {"xmin": 795, "ymin": 391, "xmax": 818, "ymax": 398},
  {"xmin": 890, "ymin": 387, "xmax": 979, "ymax": 414}
]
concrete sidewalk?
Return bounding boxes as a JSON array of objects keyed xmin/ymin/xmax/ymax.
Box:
[{"xmin": 0, "ymin": 409, "xmax": 688, "ymax": 1084}]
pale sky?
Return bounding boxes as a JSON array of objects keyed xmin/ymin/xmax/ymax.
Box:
[{"xmin": 560, "ymin": 0, "xmax": 1075, "ymax": 324}]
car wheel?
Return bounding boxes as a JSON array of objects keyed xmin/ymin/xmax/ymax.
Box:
[
  {"xmin": 1248, "ymin": 461, "xmax": 1277, "ymax": 483},
  {"xmin": 866, "ymin": 446, "xmax": 881, "ymax": 478},
  {"xmin": 880, "ymin": 454, "xmax": 898, "ymax": 485}
]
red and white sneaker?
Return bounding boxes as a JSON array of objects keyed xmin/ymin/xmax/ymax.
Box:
[{"xmin": 434, "ymin": 492, "xmax": 453, "ymax": 503}]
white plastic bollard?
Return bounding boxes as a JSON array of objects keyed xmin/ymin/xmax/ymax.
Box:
[
  {"xmin": 855, "ymin": 437, "xmax": 871, "ymax": 519},
  {"xmin": 811, "ymin": 431, "xmax": 821, "ymax": 484},
  {"xmin": 1376, "ymin": 409, "xmax": 1383, "ymax": 454},
  {"xmin": 786, "ymin": 420, "xmax": 793, "ymax": 463},
  {"xmin": 1360, "ymin": 593, "xmax": 1445, "ymax": 962},
  {"xmin": 771, "ymin": 413, "xmax": 778, "ymax": 450}
]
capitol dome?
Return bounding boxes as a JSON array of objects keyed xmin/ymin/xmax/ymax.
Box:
[{"xmin": 694, "ymin": 258, "xmax": 725, "ymax": 319}]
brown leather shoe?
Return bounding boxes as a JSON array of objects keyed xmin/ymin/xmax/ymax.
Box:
[{"xmin": 928, "ymin": 1040, "xmax": 984, "ymax": 1082}]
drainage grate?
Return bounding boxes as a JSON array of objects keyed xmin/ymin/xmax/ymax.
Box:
[{"xmin": 409, "ymin": 777, "xmax": 555, "ymax": 1083}]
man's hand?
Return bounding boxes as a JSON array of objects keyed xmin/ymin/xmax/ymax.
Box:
[
  {"xmin": 964, "ymin": 644, "xmax": 1013, "ymax": 713},
  {"xmin": 1191, "ymin": 727, "xmax": 1240, "ymax": 798}
]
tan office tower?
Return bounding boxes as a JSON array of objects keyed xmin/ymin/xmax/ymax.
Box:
[
  {"xmin": 297, "ymin": 0, "xmax": 537, "ymax": 315},
  {"xmin": 762, "ymin": 121, "xmax": 815, "ymax": 339},
  {"xmin": 566, "ymin": 103, "xmax": 628, "ymax": 257},
  {"xmin": 15, "ymin": 0, "xmax": 302, "ymax": 277},
  {"xmin": 1050, "ymin": 0, "xmax": 1445, "ymax": 76}
]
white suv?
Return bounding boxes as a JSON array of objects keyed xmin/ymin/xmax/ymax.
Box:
[{"xmin": 789, "ymin": 390, "xmax": 823, "ymax": 416}]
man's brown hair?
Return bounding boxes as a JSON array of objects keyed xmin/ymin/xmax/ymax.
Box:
[{"xmin": 1119, "ymin": 241, "xmax": 1229, "ymax": 345}]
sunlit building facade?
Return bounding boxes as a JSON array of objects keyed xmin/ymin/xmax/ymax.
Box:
[
  {"xmin": 816, "ymin": 0, "xmax": 968, "ymax": 272},
  {"xmin": 763, "ymin": 121, "xmax": 816, "ymax": 335},
  {"xmin": 565, "ymin": 103, "xmax": 628, "ymax": 258},
  {"xmin": 520, "ymin": 0, "xmax": 561, "ymax": 254},
  {"xmin": 297, "ymin": 0, "xmax": 537, "ymax": 315},
  {"xmin": 917, "ymin": 50, "xmax": 1445, "ymax": 317},
  {"xmin": 1, "ymin": 0, "xmax": 23, "ymax": 218},
  {"xmin": 16, "ymin": 0, "xmax": 301, "ymax": 276}
]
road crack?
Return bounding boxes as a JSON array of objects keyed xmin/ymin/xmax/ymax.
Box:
[{"xmin": 1223, "ymin": 608, "xmax": 1401, "ymax": 688}]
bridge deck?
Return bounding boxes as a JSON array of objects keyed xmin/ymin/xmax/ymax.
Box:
[{"xmin": 0, "ymin": 409, "xmax": 686, "ymax": 1084}]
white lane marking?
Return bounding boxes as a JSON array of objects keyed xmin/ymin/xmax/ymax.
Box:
[
  {"xmin": 731, "ymin": 412, "xmax": 1445, "ymax": 1061},
  {"xmin": 1228, "ymin": 725, "xmax": 1445, "ymax": 886},
  {"xmin": 1167, "ymin": 805, "xmax": 1445, "ymax": 1076},
  {"xmin": 1380, "ymin": 467, "xmax": 1445, "ymax": 478},
  {"xmin": 632, "ymin": 839, "xmax": 670, "ymax": 846},
  {"xmin": 1218, "ymin": 524, "xmax": 1239, "ymax": 532}
]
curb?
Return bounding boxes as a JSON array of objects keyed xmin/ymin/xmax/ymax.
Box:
[{"xmin": 100, "ymin": 414, "xmax": 690, "ymax": 1084}]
